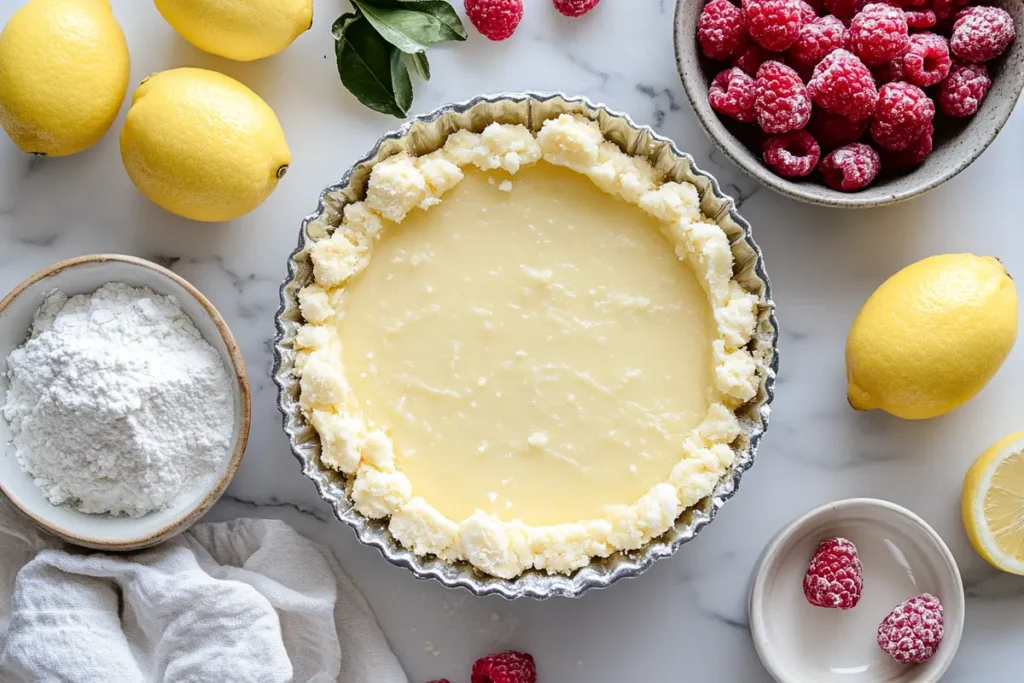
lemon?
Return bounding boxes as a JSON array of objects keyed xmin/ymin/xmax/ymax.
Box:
[
  {"xmin": 846, "ymin": 254, "xmax": 1018, "ymax": 420},
  {"xmin": 963, "ymin": 431, "xmax": 1024, "ymax": 575},
  {"xmin": 154, "ymin": 0, "xmax": 313, "ymax": 62},
  {"xmin": 0, "ymin": 0, "xmax": 129, "ymax": 156},
  {"xmin": 120, "ymin": 68, "xmax": 290, "ymax": 223}
]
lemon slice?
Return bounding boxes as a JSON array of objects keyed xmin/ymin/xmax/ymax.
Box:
[{"xmin": 962, "ymin": 431, "xmax": 1024, "ymax": 575}]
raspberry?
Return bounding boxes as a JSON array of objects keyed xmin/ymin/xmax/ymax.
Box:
[
  {"xmin": 901, "ymin": 32, "xmax": 951, "ymax": 88},
  {"xmin": 553, "ymin": 0, "xmax": 600, "ymax": 17},
  {"xmin": 763, "ymin": 130, "xmax": 821, "ymax": 177},
  {"xmin": 742, "ymin": 0, "xmax": 807, "ymax": 51},
  {"xmin": 933, "ymin": 0, "xmax": 969, "ymax": 21},
  {"xmin": 465, "ymin": 0, "xmax": 523, "ymax": 41},
  {"xmin": 472, "ymin": 651, "xmax": 537, "ymax": 683},
  {"xmin": 733, "ymin": 42, "xmax": 772, "ymax": 76},
  {"xmin": 709, "ymin": 68, "xmax": 758, "ymax": 123},
  {"xmin": 872, "ymin": 57, "xmax": 905, "ymax": 84},
  {"xmin": 877, "ymin": 594, "xmax": 944, "ymax": 664},
  {"xmin": 795, "ymin": 0, "xmax": 818, "ymax": 24},
  {"xmin": 904, "ymin": 9, "xmax": 936, "ymax": 30},
  {"xmin": 788, "ymin": 15, "xmax": 847, "ymax": 73},
  {"xmin": 808, "ymin": 107, "xmax": 868, "ymax": 149},
  {"xmin": 699, "ymin": 0, "xmax": 749, "ymax": 62},
  {"xmin": 871, "ymin": 82, "xmax": 934, "ymax": 150},
  {"xmin": 802, "ymin": 537, "xmax": 864, "ymax": 609},
  {"xmin": 824, "ymin": 0, "xmax": 867, "ymax": 22},
  {"xmin": 754, "ymin": 61, "xmax": 812, "ymax": 133},
  {"xmin": 881, "ymin": 122, "xmax": 932, "ymax": 168},
  {"xmin": 807, "ymin": 49, "xmax": 878, "ymax": 120},
  {"xmin": 950, "ymin": 6, "xmax": 1015, "ymax": 63},
  {"xmin": 938, "ymin": 61, "xmax": 991, "ymax": 117},
  {"xmin": 819, "ymin": 142, "xmax": 880, "ymax": 191},
  {"xmin": 847, "ymin": 3, "xmax": 909, "ymax": 66}
]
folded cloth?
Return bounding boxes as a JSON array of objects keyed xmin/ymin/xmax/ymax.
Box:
[{"xmin": 0, "ymin": 498, "xmax": 408, "ymax": 683}]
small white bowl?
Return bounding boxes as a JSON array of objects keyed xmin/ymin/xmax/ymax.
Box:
[
  {"xmin": 749, "ymin": 498, "xmax": 964, "ymax": 683},
  {"xmin": 0, "ymin": 254, "xmax": 251, "ymax": 550}
]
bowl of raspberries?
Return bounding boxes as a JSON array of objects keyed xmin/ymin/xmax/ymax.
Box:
[{"xmin": 675, "ymin": 0, "xmax": 1023, "ymax": 207}]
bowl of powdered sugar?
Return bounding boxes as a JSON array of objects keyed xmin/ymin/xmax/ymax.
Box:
[{"xmin": 0, "ymin": 254, "xmax": 250, "ymax": 550}]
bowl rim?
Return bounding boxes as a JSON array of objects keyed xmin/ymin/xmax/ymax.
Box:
[
  {"xmin": 748, "ymin": 497, "xmax": 965, "ymax": 683},
  {"xmin": 673, "ymin": 0, "xmax": 1024, "ymax": 209},
  {"xmin": 0, "ymin": 253, "xmax": 251, "ymax": 550}
]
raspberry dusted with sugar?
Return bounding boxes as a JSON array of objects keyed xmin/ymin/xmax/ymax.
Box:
[
  {"xmin": 788, "ymin": 15, "xmax": 847, "ymax": 74},
  {"xmin": 763, "ymin": 130, "xmax": 821, "ymax": 177},
  {"xmin": 802, "ymin": 537, "xmax": 863, "ymax": 609},
  {"xmin": 464, "ymin": 0, "xmax": 523, "ymax": 41},
  {"xmin": 902, "ymin": 33, "xmax": 951, "ymax": 88},
  {"xmin": 938, "ymin": 61, "xmax": 991, "ymax": 117},
  {"xmin": 823, "ymin": 0, "xmax": 866, "ymax": 22},
  {"xmin": 552, "ymin": 0, "xmax": 601, "ymax": 18},
  {"xmin": 699, "ymin": 0, "xmax": 749, "ymax": 62},
  {"xmin": 877, "ymin": 593, "xmax": 945, "ymax": 664},
  {"xmin": 742, "ymin": 0, "xmax": 806, "ymax": 52},
  {"xmin": 847, "ymin": 3, "xmax": 909, "ymax": 66},
  {"xmin": 754, "ymin": 61, "xmax": 812, "ymax": 134},
  {"xmin": 795, "ymin": 0, "xmax": 818, "ymax": 24},
  {"xmin": 807, "ymin": 49, "xmax": 878, "ymax": 121},
  {"xmin": 819, "ymin": 142, "xmax": 880, "ymax": 191},
  {"xmin": 882, "ymin": 122, "xmax": 933, "ymax": 168},
  {"xmin": 871, "ymin": 82, "xmax": 934, "ymax": 151},
  {"xmin": 950, "ymin": 6, "xmax": 1016, "ymax": 63},
  {"xmin": 472, "ymin": 651, "xmax": 537, "ymax": 683},
  {"xmin": 905, "ymin": 9, "xmax": 937, "ymax": 30},
  {"xmin": 709, "ymin": 68, "xmax": 757, "ymax": 123},
  {"xmin": 808, "ymin": 107, "xmax": 868, "ymax": 149},
  {"xmin": 733, "ymin": 43, "xmax": 772, "ymax": 76}
]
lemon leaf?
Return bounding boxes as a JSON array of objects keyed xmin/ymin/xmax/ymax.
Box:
[
  {"xmin": 404, "ymin": 51, "xmax": 430, "ymax": 81},
  {"xmin": 353, "ymin": 0, "xmax": 467, "ymax": 52},
  {"xmin": 334, "ymin": 14, "xmax": 413, "ymax": 118}
]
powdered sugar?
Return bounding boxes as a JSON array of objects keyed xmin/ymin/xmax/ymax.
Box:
[{"xmin": 2, "ymin": 283, "xmax": 235, "ymax": 517}]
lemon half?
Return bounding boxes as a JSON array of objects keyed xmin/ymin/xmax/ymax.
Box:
[{"xmin": 963, "ymin": 431, "xmax": 1024, "ymax": 575}]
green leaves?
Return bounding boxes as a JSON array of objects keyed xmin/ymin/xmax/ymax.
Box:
[{"xmin": 333, "ymin": 0, "xmax": 466, "ymax": 118}]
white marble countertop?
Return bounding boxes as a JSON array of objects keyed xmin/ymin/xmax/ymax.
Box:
[{"xmin": 2, "ymin": 0, "xmax": 1023, "ymax": 680}]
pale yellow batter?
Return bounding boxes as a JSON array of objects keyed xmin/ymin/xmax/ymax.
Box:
[{"xmin": 337, "ymin": 163, "xmax": 714, "ymax": 526}]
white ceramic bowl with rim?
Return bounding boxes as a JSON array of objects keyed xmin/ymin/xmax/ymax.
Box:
[
  {"xmin": 0, "ymin": 254, "xmax": 251, "ymax": 550},
  {"xmin": 749, "ymin": 498, "xmax": 964, "ymax": 683}
]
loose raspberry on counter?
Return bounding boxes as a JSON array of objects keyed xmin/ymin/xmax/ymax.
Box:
[
  {"xmin": 743, "ymin": 0, "xmax": 807, "ymax": 52},
  {"xmin": 902, "ymin": 32, "xmax": 951, "ymax": 88},
  {"xmin": 472, "ymin": 651, "xmax": 537, "ymax": 683},
  {"xmin": 847, "ymin": 3, "xmax": 909, "ymax": 66},
  {"xmin": 788, "ymin": 15, "xmax": 847, "ymax": 74},
  {"xmin": 881, "ymin": 122, "xmax": 933, "ymax": 168},
  {"xmin": 808, "ymin": 107, "xmax": 868, "ymax": 149},
  {"xmin": 763, "ymin": 130, "xmax": 821, "ymax": 177},
  {"xmin": 938, "ymin": 61, "xmax": 991, "ymax": 117},
  {"xmin": 904, "ymin": 9, "xmax": 937, "ymax": 30},
  {"xmin": 877, "ymin": 593, "xmax": 945, "ymax": 664},
  {"xmin": 553, "ymin": 0, "xmax": 601, "ymax": 17},
  {"xmin": 819, "ymin": 142, "xmax": 880, "ymax": 191},
  {"xmin": 807, "ymin": 49, "xmax": 878, "ymax": 121},
  {"xmin": 754, "ymin": 61, "xmax": 812, "ymax": 133},
  {"xmin": 950, "ymin": 6, "xmax": 1016, "ymax": 63},
  {"xmin": 871, "ymin": 82, "xmax": 934, "ymax": 150},
  {"xmin": 823, "ymin": 0, "xmax": 867, "ymax": 22},
  {"xmin": 802, "ymin": 537, "xmax": 864, "ymax": 609},
  {"xmin": 733, "ymin": 42, "xmax": 772, "ymax": 76},
  {"xmin": 699, "ymin": 0, "xmax": 749, "ymax": 62},
  {"xmin": 710, "ymin": 68, "xmax": 758, "ymax": 123},
  {"xmin": 465, "ymin": 0, "xmax": 523, "ymax": 41}
]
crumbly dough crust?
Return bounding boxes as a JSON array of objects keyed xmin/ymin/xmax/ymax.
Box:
[{"xmin": 296, "ymin": 115, "xmax": 760, "ymax": 578}]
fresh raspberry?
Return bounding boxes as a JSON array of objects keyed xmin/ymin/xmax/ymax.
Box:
[
  {"xmin": 754, "ymin": 61, "xmax": 812, "ymax": 133},
  {"xmin": 901, "ymin": 32, "xmax": 950, "ymax": 88},
  {"xmin": 709, "ymin": 68, "xmax": 758, "ymax": 123},
  {"xmin": 465, "ymin": 0, "xmax": 523, "ymax": 41},
  {"xmin": 733, "ymin": 42, "xmax": 772, "ymax": 76},
  {"xmin": 950, "ymin": 6, "xmax": 1016, "ymax": 63},
  {"xmin": 472, "ymin": 651, "xmax": 537, "ymax": 683},
  {"xmin": 742, "ymin": 0, "xmax": 807, "ymax": 52},
  {"xmin": 872, "ymin": 56, "xmax": 905, "ymax": 84},
  {"xmin": 807, "ymin": 49, "xmax": 878, "ymax": 120},
  {"xmin": 823, "ymin": 0, "xmax": 867, "ymax": 22},
  {"xmin": 847, "ymin": 3, "xmax": 909, "ymax": 66},
  {"xmin": 904, "ymin": 9, "xmax": 936, "ymax": 30},
  {"xmin": 808, "ymin": 107, "xmax": 868, "ymax": 148},
  {"xmin": 819, "ymin": 142, "xmax": 880, "ymax": 191},
  {"xmin": 938, "ymin": 61, "xmax": 991, "ymax": 117},
  {"xmin": 881, "ymin": 122, "xmax": 933, "ymax": 168},
  {"xmin": 763, "ymin": 130, "xmax": 821, "ymax": 177},
  {"xmin": 871, "ymin": 82, "xmax": 934, "ymax": 150},
  {"xmin": 699, "ymin": 0, "xmax": 749, "ymax": 62},
  {"xmin": 795, "ymin": 0, "xmax": 818, "ymax": 24},
  {"xmin": 788, "ymin": 15, "xmax": 847, "ymax": 73},
  {"xmin": 802, "ymin": 537, "xmax": 864, "ymax": 609},
  {"xmin": 553, "ymin": 0, "xmax": 600, "ymax": 17},
  {"xmin": 877, "ymin": 593, "xmax": 944, "ymax": 664}
]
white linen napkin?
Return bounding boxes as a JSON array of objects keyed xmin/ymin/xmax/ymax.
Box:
[{"xmin": 0, "ymin": 498, "xmax": 409, "ymax": 683}]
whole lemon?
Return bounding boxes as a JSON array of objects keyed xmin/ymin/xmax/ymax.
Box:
[
  {"xmin": 0, "ymin": 0, "xmax": 129, "ymax": 156},
  {"xmin": 120, "ymin": 68, "xmax": 290, "ymax": 223},
  {"xmin": 846, "ymin": 254, "xmax": 1018, "ymax": 420},
  {"xmin": 154, "ymin": 0, "xmax": 313, "ymax": 62}
]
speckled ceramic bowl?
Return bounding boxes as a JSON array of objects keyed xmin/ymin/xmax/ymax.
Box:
[
  {"xmin": 273, "ymin": 93, "xmax": 779, "ymax": 599},
  {"xmin": 675, "ymin": 0, "xmax": 1024, "ymax": 208}
]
